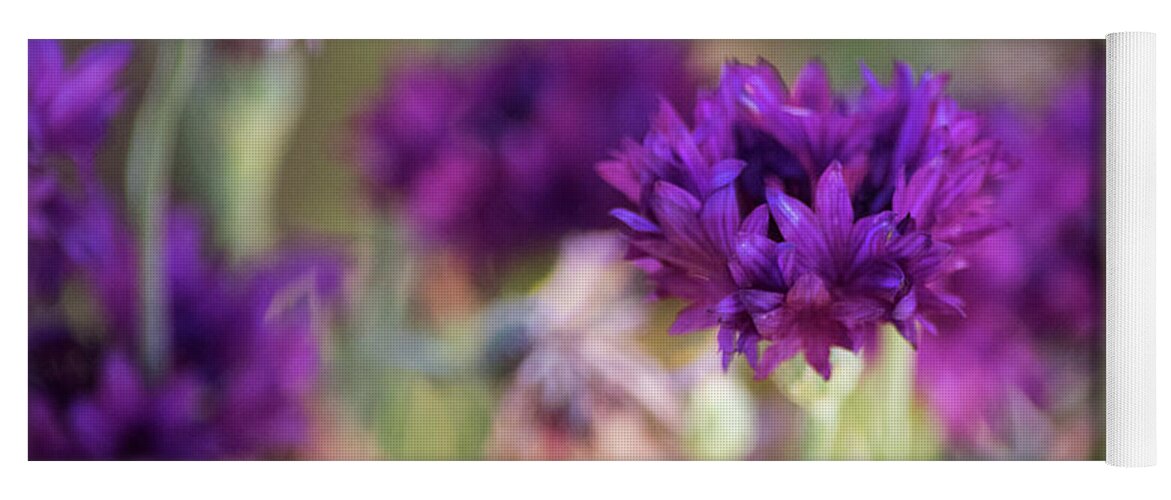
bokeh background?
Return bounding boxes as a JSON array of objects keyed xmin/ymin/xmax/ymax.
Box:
[{"xmin": 30, "ymin": 40, "xmax": 1104, "ymax": 460}]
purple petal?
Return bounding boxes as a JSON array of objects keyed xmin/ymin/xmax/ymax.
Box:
[
  {"xmin": 611, "ymin": 208, "xmax": 661, "ymax": 233},
  {"xmin": 793, "ymin": 60, "xmax": 833, "ymax": 111},
  {"xmin": 732, "ymin": 233, "xmax": 783, "ymax": 287},
  {"xmin": 709, "ymin": 159, "xmax": 747, "ymax": 191},
  {"xmin": 28, "ymin": 39, "xmax": 65, "ymax": 102},
  {"xmin": 669, "ymin": 301, "xmax": 717, "ymax": 335},
  {"xmin": 802, "ymin": 336, "xmax": 834, "ymax": 380},
  {"xmin": 649, "ymin": 182, "xmax": 711, "ymax": 260},
  {"xmin": 893, "ymin": 159, "xmax": 944, "ymax": 222},
  {"xmin": 757, "ymin": 335, "xmax": 802, "ymax": 380},
  {"xmin": 50, "ymin": 41, "xmax": 133, "ymax": 127},
  {"xmin": 650, "ymin": 99, "xmax": 705, "ymax": 177},
  {"xmin": 893, "ymin": 289, "xmax": 918, "ymax": 322},
  {"xmin": 738, "ymin": 289, "xmax": 785, "ymax": 314},
  {"xmin": 892, "ymin": 61, "xmax": 915, "ymax": 94},
  {"xmin": 776, "ymin": 243, "xmax": 799, "ymax": 285},
  {"xmin": 786, "ymin": 274, "xmax": 831, "ymax": 308},
  {"xmin": 766, "ymin": 179, "xmax": 820, "ymax": 248},
  {"xmin": 831, "ymin": 297, "xmax": 885, "ymax": 330},
  {"xmin": 715, "ymin": 294, "xmax": 743, "ymax": 314},
  {"xmin": 813, "ymin": 162, "xmax": 854, "ymax": 242},
  {"xmin": 852, "ymin": 259, "xmax": 906, "ymax": 303},
  {"xmin": 926, "ymin": 288, "xmax": 966, "ymax": 319},
  {"xmin": 701, "ymin": 186, "xmax": 741, "ymax": 256},
  {"xmin": 596, "ymin": 158, "xmax": 641, "ymax": 202},
  {"xmin": 741, "ymin": 204, "xmax": 770, "ymax": 236},
  {"xmin": 650, "ymin": 181, "xmax": 701, "ymax": 215},
  {"xmin": 858, "ymin": 61, "xmax": 881, "ymax": 91},
  {"xmin": 726, "ymin": 59, "xmax": 789, "ymax": 119},
  {"xmin": 717, "ymin": 325, "xmax": 738, "ymax": 369},
  {"xmin": 739, "ymin": 333, "xmax": 761, "ymax": 370}
]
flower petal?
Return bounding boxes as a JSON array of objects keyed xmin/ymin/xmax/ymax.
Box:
[
  {"xmin": 786, "ymin": 274, "xmax": 831, "ymax": 308},
  {"xmin": 893, "ymin": 289, "xmax": 918, "ymax": 322},
  {"xmin": 738, "ymin": 289, "xmax": 785, "ymax": 314},
  {"xmin": 732, "ymin": 233, "xmax": 782, "ymax": 288},
  {"xmin": 701, "ymin": 186, "xmax": 741, "ymax": 256},
  {"xmin": 852, "ymin": 259, "xmax": 906, "ymax": 303},
  {"xmin": 610, "ymin": 208, "xmax": 661, "ymax": 234},
  {"xmin": 28, "ymin": 39, "xmax": 65, "ymax": 102},
  {"xmin": 709, "ymin": 159, "xmax": 746, "ymax": 191},
  {"xmin": 717, "ymin": 325, "xmax": 738, "ymax": 369},
  {"xmin": 757, "ymin": 335, "xmax": 802, "ymax": 380},
  {"xmin": 802, "ymin": 335, "xmax": 834, "ymax": 380},
  {"xmin": 741, "ymin": 204, "xmax": 771, "ymax": 236},
  {"xmin": 669, "ymin": 301, "xmax": 717, "ymax": 335},
  {"xmin": 649, "ymin": 181, "xmax": 712, "ymax": 260},
  {"xmin": 813, "ymin": 162, "xmax": 854, "ymax": 243},
  {"xmin": 50, "ymin": 41, "xmax": 132, "ymax": 128},
  {"xmin": 793, "ymin": 60, "xmax": 833, "ymax": 112},
  {"xmin": 596, "ymin": 157, "xmax": 641, "ymax": 202},
  {"xmin": 766, "ymin": 179, "xmax": 819, "ymax": 247}
]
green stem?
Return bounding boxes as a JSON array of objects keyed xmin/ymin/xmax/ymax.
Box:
[
  {"xmin": 126, "ymin": 40, "xmax": 204, "ymax": 380},
  {"xmin": 375, "ymin": 217, "xmax": 415, "ymax": 328},
  {"xmin": 344, "ymin": 217, "xmax": 477, "ymax": 380},
  {"xmin": 222, "ymin": 51, "xmax": 304, "ymax": 259},
  {"xmin": 874, "ymin": 323, "xmax": 915, "ymax": 460},
  {"xmin": 805, "ymin": 400, "xmax": 841, "ymax": 460}
]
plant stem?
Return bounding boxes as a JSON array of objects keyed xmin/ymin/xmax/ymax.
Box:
[
  {"xmin": 223, "ymin": 50, "xmax": 304, "ymax": 259},
  {"xmin": 805, "ymin": 400, "xmax": 840, "ymax": 460},
  {"xmin": 875, "ymin": 323, "xmax": 915, "ymax": 459},
  {"xmin": 126, "ymin": 40, "xmax": 204, "ymax": 380}
]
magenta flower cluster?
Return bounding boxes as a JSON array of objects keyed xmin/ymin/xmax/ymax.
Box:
[{"xmin": 601, "ymin": 60, "xmax": 1010, "ymax": 379}]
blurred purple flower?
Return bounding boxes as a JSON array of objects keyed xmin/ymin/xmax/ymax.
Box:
[
  {"xmin": 28, "ymin": 41, "xmax": 345, "ymax": 458},
  {"xmin": 28, "ymin": 39, "xmax": 132, "ymax": 166},
  {"xmin": 998, "ymin": 63, "xmax": 1105, "ymax": 341},
  {"xmin": 602, "ymin": 60, "xmax": 1008, "ymax": 379},
  {"xmin": 915, "ymin": 301, "xmax": 1048, "ymax": 452},
  {"xmin": 29, "ymin": 212, "xmax": 344, "ymax": 459},
  {"xmin": 355, "ymin": 40, "xmax": 698, "ymax": 265},
  {"xmin": 915, "ymin": 54, "xmax": 1104, "ymax": 453},
  {"xmin": 29, "ymin": 40, "xmax": 132, "ymax": 303}
]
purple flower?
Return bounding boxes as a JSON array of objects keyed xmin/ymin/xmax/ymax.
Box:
[
  {"xmin": 29, "ymin": 212, "xmax": 344, "ymax": 460},
  {"xmin": 761, "ymin": 164, "xmax": 961, "ymax": 376},
  {"xmin": 603, "ymin": 60, "xmax": 1007, "ymax": 379},
  {"xmin": 915, "ymin": 301, "xmax": 1048, "ymax": 453},
  {"xmin": 996, "ymin": 62, "xmax": 1105, "ymax": 340},
  {"xmin": 355, "ymin": 40, "xmax": 697, "ymax": 265},
  {"xmin": 28, "ymin": 40, "xmax": 345, "ymax": 457},
  {"xmin": 913, "ymin": 56, "xmax": 1104, "ymax": 454},
  {"xmin": 29, "ymin": 40, "xmax": 132, "ymax": 303},
  {"xmin": 28, "ymin": 40, "xmax": 132, "ymax": 166}
]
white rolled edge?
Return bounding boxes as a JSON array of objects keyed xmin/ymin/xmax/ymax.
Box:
[{"xmin": 1106, "ymin": 31, "xmax": 1156, "ymax": 467}]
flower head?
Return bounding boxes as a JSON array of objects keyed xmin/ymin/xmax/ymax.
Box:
[
  {"xmin": 29, "ymin": 40, "xmax": 132, "ymax": 303},
  {"xmin": 29, "ymin": 212, "xmax": 345, "ymax": 460},
  {"xmin": 603, "ymin": 60, "xmax": 1007, "ymax": 379},
  {"xmin": 487, "ymin": 234, "xmax": 682, "ymax": 459},
  {"xmin": 355, "ymin": 40, "xmax": 697, "ymax": 265}
]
